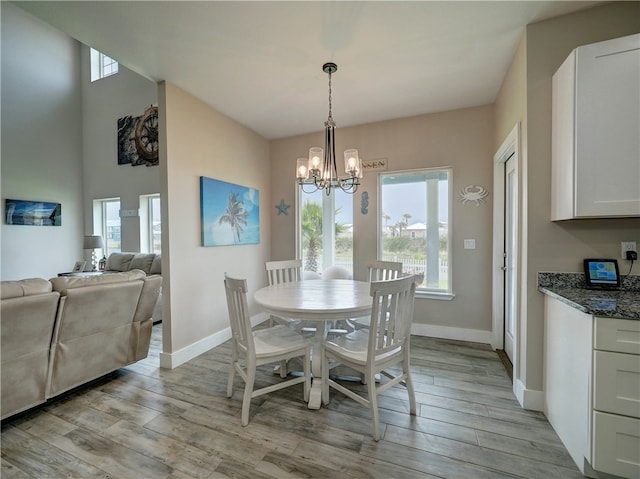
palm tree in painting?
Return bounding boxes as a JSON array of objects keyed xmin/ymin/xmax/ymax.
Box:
[{"xmin": 219, "ymin": 192, "xmax": 249, "ymax": 243}]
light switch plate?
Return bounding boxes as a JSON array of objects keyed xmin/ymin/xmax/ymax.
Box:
[{"xmin": 464, "ymin": 239, "xmax": 476, "ymax": 250}]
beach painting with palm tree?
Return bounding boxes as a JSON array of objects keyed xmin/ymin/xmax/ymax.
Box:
[{"xmin": 200, "ymin": 176, "xmax": 260, "ymax": 246}]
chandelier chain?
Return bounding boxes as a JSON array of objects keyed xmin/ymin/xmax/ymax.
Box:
[{"xmin": 327, "ymin": 69, "xmax": 333, "ymax": 122}]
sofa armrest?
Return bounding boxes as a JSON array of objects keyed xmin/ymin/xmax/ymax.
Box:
[{"xmin": 128, "ymin": 275, "xmax": 162, "ymax": 362}]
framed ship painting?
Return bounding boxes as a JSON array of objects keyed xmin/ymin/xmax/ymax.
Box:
[
  {"xmin": 5, "ymin": 199, "xmax": 61, "ymax": 226},
  {"xmin": 200, "ymin": 176, "xmax": 260, "ymax": 247}
]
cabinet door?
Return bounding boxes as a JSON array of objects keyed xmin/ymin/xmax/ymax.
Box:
[
  {"xmin": 593, "ymin": 350, "xmax": 640, "ymax": 418},
  {"xmin": 592, "ymin": 411, "xmax": 640, "ymax": 479},
  {"xmin": 594, "ymin": 317, "xmax": 640, "ymax": 355},
  {"xmin": 575, "ymin": 34, "xmax": 640, "ymax": 217}
]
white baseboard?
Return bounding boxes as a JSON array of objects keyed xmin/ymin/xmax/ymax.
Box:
[
  {"xmin": 411, "ymin": 323, "xmax": 492, "ymax": 344},
  {"xmin": 160, "ymin": 317, "xmax": 494, "ymax": 369},
  {"xmin": 159, "ymin": 312, "xmax": 269, "ymax": 369},
  {"xmin": 514, "ymin": 379, "xmax": 544, "ymax": 411}
]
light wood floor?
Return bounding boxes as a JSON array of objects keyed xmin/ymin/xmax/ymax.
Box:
[{"xmin": 1, "ymin": 324, "xmax": 585, "ymax": 479}]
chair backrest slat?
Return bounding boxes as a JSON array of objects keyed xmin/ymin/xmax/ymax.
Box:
[
  {"xmin": 265, "ymin": 259, "xmax": 302, "ymax": 285},
  {"xmin": 224, "ymin": 274, "xmax": 254, "ymax": 356},
  {"xmin": 368, "ymin": 275, "xmax": 416, "ymax": 356},
  {"xmin": 367, "ymin": 260, "xmax": 403, "ymax": 282}
]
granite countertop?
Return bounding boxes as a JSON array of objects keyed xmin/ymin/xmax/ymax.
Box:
[{"xmin": 538, "ymin": 272, "xmax": 640, "ymax": 320}]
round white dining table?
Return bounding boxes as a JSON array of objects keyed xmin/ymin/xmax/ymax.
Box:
[{"xmin": 254, "ymin": 279, "xmax": 372, "ymax": 409}]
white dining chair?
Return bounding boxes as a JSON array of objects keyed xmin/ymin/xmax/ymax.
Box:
[
  {"xmin": 352, "ymin": 260, "xmax": 404, "ymax": 330},
  {"xmin": 318, "ymin": 265, "xmax": 355, "ymax": 335},
  {"xmin": 265, "ymin": 259, "xmax": 302, "ymax": 327},
  {"xmin": 321, "ymin": 274, "xmax": 417, "ymax": 441},
  {"xmin": 265, "ymin": 259, "xmax": 304, "ymax": 377},
  {"xmin": 321, "ymin": 265, "xmax": 353, "ymax": 279},
  {"xmin": 224, "ymin": 274, "xmax": 311, "ymax": 426},
  {"xmin": 368, "ymin": 260, "xmax": 403, "ymax": 281}
]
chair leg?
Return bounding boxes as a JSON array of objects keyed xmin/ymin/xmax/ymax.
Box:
[
  {"xmin": 367, "ymin": 371, "xmax": 381, "ymax": 441},
  {"xmin": 241, "ymin": 368, "xmax": 255, "ymax": 426},
  {"xmin": 227, "ymin": 346, "xmax": 237, "ymax": 397},
  {"xmin": 404, "ymin": 355, "xmax": 416, "ymax": 416},
  {"xmin": 227, "ymin": 364, "xmax": 235, "ymax": 398},
  {"xmin": 303, "ymin": 348, "xmax": 311, "ymax": 402}
]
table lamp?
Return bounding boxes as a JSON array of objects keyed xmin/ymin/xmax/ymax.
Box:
[{"xmin": 83, "ymin": 235, "xmax": 104, "ymax": 271}]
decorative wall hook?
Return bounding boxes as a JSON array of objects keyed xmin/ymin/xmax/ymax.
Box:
[{"xmin": 361, "ymin": 191, "xmax": 369, "ymax": 215}]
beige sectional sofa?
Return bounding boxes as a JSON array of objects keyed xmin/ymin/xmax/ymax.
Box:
[
  {"xmin": 105, "ymin": 252, "xmax": 161, "ymax": 276},
  {"xmin": 104, "ymin": 252, "xmax": 163, "ymax": 322},
  {"xmin": 1, "ymin": 270, "xmax": 161, "ymax": 420}
]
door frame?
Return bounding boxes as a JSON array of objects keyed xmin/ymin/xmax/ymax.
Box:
[{"xmin": 492, "ymin": 124, "xmax": 520, "ymax": 362}]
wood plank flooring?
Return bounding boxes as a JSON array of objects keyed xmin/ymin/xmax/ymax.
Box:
[{"xmin": 1, "ymin": 324, "xmax": 585, "ymax": 479}]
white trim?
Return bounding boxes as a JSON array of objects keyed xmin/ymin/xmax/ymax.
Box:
[
  {"xmin": 491, "ymin": 124, "xmax": 520, "ymax": 365},
  {"xmin": 415, "ymin": 291, "xmax": 455, "ymax": 301},
  {"xmin": 159, "ymin": 313, "xmax": 269, "ymax": 369},
  {"xmin": 514, "ymin": 379, "xmax": 544, "ymax": 411},
  {"xmin": 411, "ymin": 323, "xmax": 492, "ymax": 344}
]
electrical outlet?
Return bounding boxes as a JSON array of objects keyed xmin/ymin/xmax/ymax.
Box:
[{"xmin": 621, "ymin": 241, "xmax": 637, "ymax": 260}]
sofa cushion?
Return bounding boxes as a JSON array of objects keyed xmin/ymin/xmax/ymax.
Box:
[
  {"xmin": 150, "ymin": 254, "xmax": 161, "ymax": 275},
  {"xmin": 1, "ymin": 278, "xmax": 52, "ymax": 300},
  {"xmin": 106, "ymin": 253, "xmax": 135, "ymax": 272},
  {"xmin": 129, "ymin": 253, "xmax": 155, "ymax": 274},
  {"xmin": 50, "ymin": 270, "xmax": 146, "ymax": 296}
]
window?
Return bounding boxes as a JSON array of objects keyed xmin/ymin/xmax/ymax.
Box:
[
  {"xmin": 297, "ymin": 188, "xmax": 353, "ymax": 276},
  {"xmin": 90, "ymin": 48, "xmax": 119, "ymax": 82},
  {"xmin": 140, "ymin": 194, "xmax": 161, "ymax": 254},
  {"xmin": 93, "ymin": 198, "xmax": 121, "ymax": 256},
  {"xmin": 379, "ymin": 168, "xmax": 451, "ymax": 294}
]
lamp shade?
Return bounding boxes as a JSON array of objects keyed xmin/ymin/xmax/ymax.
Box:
[{"xmin": 83, "ymin": 235, "xmax": 104, "ymax": 249}]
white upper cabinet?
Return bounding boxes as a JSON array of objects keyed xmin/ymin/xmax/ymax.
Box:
[{"xmin": 552, "ymin": 34, "xmax": 640, "ymax": 220}]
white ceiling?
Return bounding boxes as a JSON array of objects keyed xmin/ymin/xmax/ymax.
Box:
[{"xmin": 16, "ymin": 1, "xmax": 604, "ymax": 139}]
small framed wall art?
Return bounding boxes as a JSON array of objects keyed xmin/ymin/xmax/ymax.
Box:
[{"xmin": 5, "ymin": 199, "xmax": 61, "ymax": 226}]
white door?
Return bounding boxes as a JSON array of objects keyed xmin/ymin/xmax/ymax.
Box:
[{"xmin": 504, "ymin": 155, "xmax": 517, "ymax": 362}]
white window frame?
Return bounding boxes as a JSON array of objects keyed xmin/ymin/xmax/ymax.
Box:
[
  {"xmin": 93, "ymin": 198, "xmax": 121, "ymax": 256},
  {"xmin": 90, "ymin": 48, "xmax": 119, "ymax": 82},
  {"xmin": 296, "ymin": 185, "xmax": 353, "ymax": 276},
  {"xmin": 378, "ymin": 167, "xmax": 453, "ymax": 300},
  {"xmin": 139, "ymin": 194, "xmax": 161, "ymax": 254}
]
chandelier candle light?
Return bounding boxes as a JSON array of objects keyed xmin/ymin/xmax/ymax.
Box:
[{"xmin": 297, "ymin": 62, "xmax": 362, "ymax": 195}]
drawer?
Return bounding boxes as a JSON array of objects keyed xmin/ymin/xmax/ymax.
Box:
[
  {"xmin": 594, "ymin": 317, "xmax": 640, "ymax": 355},
  {"xmin": 592, "ymin": 411, "xmax": 640, "ymax": 479},
  {"xmin": 594, "ymin": 350, "xmax": 640, "ymax": 418}
]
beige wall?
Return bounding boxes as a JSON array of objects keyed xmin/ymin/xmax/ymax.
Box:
[
  {"xmin": 1, "ymin": 3, "xmax": 84, "ymax": 280},
  {"xmin": 495, "ymin": 1, "xmax": 640, "ymax": 399},
  {"xmin": 271, "ymin": 105, "xmax": 496, "ymax": 336},
  {"xmin": 159, "ymin": 82, "xmax": 271, "ymax": 359},
  {"xmin": 80, "ymin": 45, "xmax": 159, "ymax": 253}
]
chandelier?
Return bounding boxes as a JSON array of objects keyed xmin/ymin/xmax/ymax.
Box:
[{"xmin": 296, "ymin": 62, "xmax": 362, "ymax": 195}]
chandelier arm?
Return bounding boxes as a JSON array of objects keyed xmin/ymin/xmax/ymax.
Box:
[{"xmin": 299, "ymin": 181, "xmax": 320, "ymax": 194}]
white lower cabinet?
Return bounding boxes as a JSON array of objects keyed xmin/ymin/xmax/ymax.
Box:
[
  {"xmin": 591, "ymin": 318, "xmax": 640, "ymax": 479},
  {"xmin": 592, "ymin": 412, "xmax": 640, "ymax": 478},
  {"xmin": 544, "ymin": 298, "xmax": 640, "ymax": 478},
  {"xmin": 593, "ymin": 350, "xmax": 640, "ymax": 418}
]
